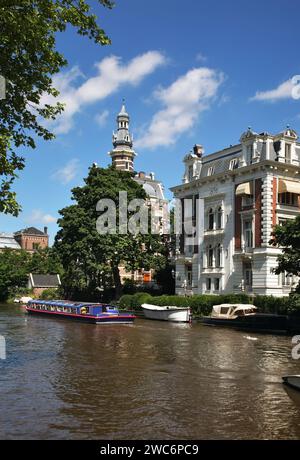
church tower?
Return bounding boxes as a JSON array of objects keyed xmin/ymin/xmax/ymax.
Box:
[{"xmin": 109, "ymin": 100, "xmax": 137, "ymax": 171}]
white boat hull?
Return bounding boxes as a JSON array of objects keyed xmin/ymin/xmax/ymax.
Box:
[{"xmin": 141, "ymin": 304, "xmax": 190, "ymax": 323}]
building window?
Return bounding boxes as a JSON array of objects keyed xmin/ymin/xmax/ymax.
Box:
[
  {"xmin": 207, "ymin": 166, "xmax": 214, "ymax": 176},
  {"xmin": 187, "ymin": 265, "xmax": 192, "ymax": 287},
  {"xmin": 278, "ymin": 192, "xmax": 298, "ymax": 207},
  {"xmin": 32, "ymin": 243, "xmax": 40, "ymax": 250},
  {"xmin": 278, "ymin": 218, "xmax": 289, "ymax": 226},
  {"xmin": 246, "ymin": 144, "xmax": 253, "ymax": 164},
  {"xmin": 244, "ymin": 263, "xmax": 253, "ymax": 288},
  {"xmin": 208, "ymin": 245, "xmax": 214, "ymax": 267},
  {"xmin": 208, "ymin": 208, "xmax": 214, "ymax": 230},
  {"xmin": 243, "ymin": 220, "xmax": 253, "ymax": 249},
  {"xmin": 281, "ymin": 271, "xmax": 296, "ymax": 287},
  {"xmin": 242, "ymin": 195, "xmax": 253, "ymax": 208},
  {"xmin": 285, "ymin": 143, "xmax": 291, "ymax": 163},
  {"xmin": 229, "ymin": 158, "xmax": 238, "ymax": 170},
  {"xmin": 125, "ymin": 162, "xmax": 129, "ymax": 170},
  {"xmin": 216, "ymin": 244, "xmax": 222, "ymax": 267},
  {"xmin": 188, "ymin": 165, "xmax": 193, "ymax": 181},
  {"xmin": 206, "ymin": 278, "xmax": 212, "ymax": 292},
  {"xmin": 216, "ymin": 206, "xmax": 223, "ymax": 229},
  {"xmin": 214, "ymin": 278, "xmax": 220, "ymax": 291}
]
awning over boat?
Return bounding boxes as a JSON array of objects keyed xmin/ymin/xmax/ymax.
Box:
[
  {"xmin": 278, "ymin": 179, "xmax": 300, "ymax": 194},
  {"xmin": 236, "ymin": 182, "xmax": 251, "ymax": 196}
]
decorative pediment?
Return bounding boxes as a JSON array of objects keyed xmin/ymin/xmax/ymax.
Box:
[
  {"xmin": 282, "ymin": 126, "xmax": 298, "ymax": 139},
  {"xmin": 240, "ymin": 127, "xmax": 258, "ymax": 143}
]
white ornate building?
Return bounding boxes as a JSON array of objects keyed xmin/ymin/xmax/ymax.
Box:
[{"xmin": 170, "ymin": 127, "xmax": 300, "ymax": 297}]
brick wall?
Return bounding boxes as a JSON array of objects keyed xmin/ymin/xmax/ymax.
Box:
[{"xmin": 16, "ymin": 235, "xmax": 48, "ymax": 251}]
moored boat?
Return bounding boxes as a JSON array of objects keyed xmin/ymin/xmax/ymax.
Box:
[
  {"xmin": 283, "ymin": 375, "xmax": 300, "ymax": 391},
  {"xmin": 25, "ymin": 300, "xmax": 135, "ymax": 324},
  {"xmin": 201, "ymin": 304, "xmax": 289, "ymax": 334},
  {"xmin": 141, "ymin": 303, "xmax": 191, "ymax": 323}
]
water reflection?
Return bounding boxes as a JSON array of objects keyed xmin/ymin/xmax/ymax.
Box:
[{"xmin": 1, "ymin": 304, "xmax": 300, "ymax": 439}]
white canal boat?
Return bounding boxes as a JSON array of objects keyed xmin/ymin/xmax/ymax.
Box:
[{"xmin": 141, "ymin": 303, "xmax": 191, "ymax": 323}]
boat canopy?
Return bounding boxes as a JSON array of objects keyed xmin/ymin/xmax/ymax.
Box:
[
  {"xmin": 28, "ymin": 300, "xmax": 106, "ymax": 309},
  {"xmin": 211, "ymin": 304, "xmax": 257, "ymax": 319}
]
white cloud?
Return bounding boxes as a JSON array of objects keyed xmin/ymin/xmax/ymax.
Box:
[
  {"xmin": 95, "ymin": 109, "xmax": 109, "ymax": 127},
  {"xmin": 52, "ymin": 158, "xmax": 80, "ymax": 184},
  {"xmin": 25, "ymin": 210, "xmax": 57, "ymax": 224},
  {"xmin": 135, "ymin": 67, "xmax": 223, "ymax": 149},
  {"xmin": 40, "ymin": 51, "xmax": 166, "ymax": 134},
  {"xmin": 196, "ymin": 52, "xmax": 207, "ymax": 63},
  {"xmin": 250, "ymin": 78, "xmax": 296, "ymax": 102}
]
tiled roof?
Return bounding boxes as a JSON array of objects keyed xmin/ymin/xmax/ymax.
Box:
[
  {"xmin": 30, "ymin": 274, "xmax": 61, "ymax": 288},
  {"xmin": 15, "ymin": 227, "xmax": 46, "ymax": 236}
]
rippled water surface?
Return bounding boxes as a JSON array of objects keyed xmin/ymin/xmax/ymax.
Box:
[{"xmin": 1, "ymin": 303, "xmax": 300, "ymax": 439}]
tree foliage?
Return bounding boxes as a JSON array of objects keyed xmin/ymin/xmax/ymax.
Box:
[
  {"xmin": 0, "ymin": 0, "xmax": 113, "ymax": 215},
  {"xmin": 271, "ymin": 215, "xmax": 300, "ymax": 291},
  {"xmin": 55, "ymin": 166, "xmax": 168, "ymax": 299},
  {"xmin": 0, "ymin": 247, "xmax": 63, "ymax": 300}
]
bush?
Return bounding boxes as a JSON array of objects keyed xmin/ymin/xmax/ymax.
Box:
[
  {"xmin": 39, "ymin": 288, "xmax": 61, "ymax": 300},
  {"xmin": 253, "ymin": 295, "xmax": 290, "ymax": 314},
  {"xmin": 119, "ymin": 292, "xmax": 152, "ymax": 310}
]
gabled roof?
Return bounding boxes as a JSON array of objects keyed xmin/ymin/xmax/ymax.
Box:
[{"xmin": 29, "ymin": 274, "xmax": 61, "ymax": 288}]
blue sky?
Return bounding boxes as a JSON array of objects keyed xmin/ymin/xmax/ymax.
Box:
[{"xmin": 1, "ymin": 0, "xmax": 300, "ymax": 243}]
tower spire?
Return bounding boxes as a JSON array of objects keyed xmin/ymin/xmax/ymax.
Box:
[{"xmin": 109, "ymin": 101, "xmax": 137, "ymax": 171}]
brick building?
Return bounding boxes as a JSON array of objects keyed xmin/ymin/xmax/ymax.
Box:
[
  {"xmin": 171, "ymin": 126, "xmax": 300, "ymax": 297},
  {"xmin": 14, "ymin": 227, "xmax": 49, "ymax": 252}
]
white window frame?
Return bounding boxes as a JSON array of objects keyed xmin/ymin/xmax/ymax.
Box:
[{"xmin": 207, "ymin": 166, "xmax": 215, "ymax": 176}]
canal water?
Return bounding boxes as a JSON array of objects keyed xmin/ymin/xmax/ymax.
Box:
[{"xmin": 1, "ymin": 303, "xmax": 300, "ymax": 440}]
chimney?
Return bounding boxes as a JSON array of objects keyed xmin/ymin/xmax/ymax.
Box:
[
  {"xmin": 44, "ymin": 226, "xmax": 48, "ymax": 235},
  {"xmin": 193, "ymin": 144, "xmax": 203, "ymax": 158}
]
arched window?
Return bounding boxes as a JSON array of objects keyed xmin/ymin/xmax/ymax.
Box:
[
  {"xmin": 217, "ymin": 206, "xmax": 223, "ymax": 229},
  {"xmin": 208, "ymin": 208, "xmax": 214, "ymax": 230},
  {"xmin": 208, "ymin": 245, "xmax": 214, "ymax": 267},
  {"xmin": 216, "ymin": 244, "xmax": 222, "ymax": 267}
]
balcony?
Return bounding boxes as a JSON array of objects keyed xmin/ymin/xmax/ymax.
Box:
[{"xmin": 204, "ymin": 228, "xmax": 224, "ymax": 237}]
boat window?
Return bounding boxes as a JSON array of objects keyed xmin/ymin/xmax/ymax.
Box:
[
  {"xmin": 220, "ymin": 307, "xmax": 229, "ymax": 314},
  {"xmin": 102, "ymin": 306, "xmax": 107, "ymax": 312}
]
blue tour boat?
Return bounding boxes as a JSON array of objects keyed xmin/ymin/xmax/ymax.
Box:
[{"xmin": 25, "ymin": 300, "xmax": 135, "ymax": 324}]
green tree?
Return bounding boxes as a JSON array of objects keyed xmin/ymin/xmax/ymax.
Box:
[
  {"xmin": 55, "ymin": 165, "xmax": 168, "ymax": 299},
  {"xmin": 0, "ymin": 249, "xmax": 30, "ymax": 300},
  {"xmin": 27, "ymin": 247, "xmax": 63, "ymax": 275},
  {"xmin": 0, "ymin": 247, "xmax": 63, "ymax": 300},
  {"xmin": 0, "ymin": 0, "xmax": 113, "ymax": 215},
  {"xmin": 271, "ymin": 215, "xmax": 300, "ymax": 291}
]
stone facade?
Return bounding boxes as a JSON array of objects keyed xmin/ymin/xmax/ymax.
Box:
[{"xmin": 171, "ymin": 127, "xmax": 300, "ymax": 297}]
